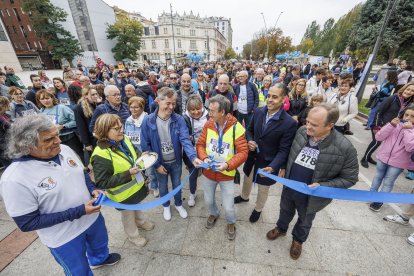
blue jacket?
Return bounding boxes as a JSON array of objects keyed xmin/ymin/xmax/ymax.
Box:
[
  {"xmin": 244, "ymin": 106, "xmax": 297, "ymax": 185},
  {"xmin": 89, "ymin": 101, "xmax": 130, "ymax": 133},
  {"xmin": 140, "ymin": 110, "xmax": 197, "ymax": 169},
  {"xmin": 234, "ymin": 82, "xmax": 259, "ymax": 113}
]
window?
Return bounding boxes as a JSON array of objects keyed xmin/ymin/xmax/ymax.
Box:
[
  {"xmin": 0, "ymin": 10, "xmax": 3, "ymax": 17},
  {"xmin": 79, "ymin": 16, "xmax": 86, "ymax": 26},
  {"xmin": 163, "ymin": 27, "xmax": 168, "ymax": 34},
  {"xmin": 27, "ymin": 25, "xmax": 31, "ymax": 31},
  {"xmin": 6, "ymin": 9, "xmax": 10, "ymax": 16},
  {"xmin": 204, "ymin": 41, "xmax": 207, "ymax": 49},
  {"xmin": 150, "ymin": 28, "xmax": 154, "ymax": 35},
  {"xmin": 87, "ymin": 44, "xmax": 93, "ymax": 51},
  {"xmin": 151, "ymin": 39, "xmax": 156, "ymax": 49},
  {"xmin": 164, "ymin": 39, "xmax": 169, "ymax": 48},
  {"xmin": 13, "ymin": 8, "xmax": 21, "ymax": 21},
  {"xmin": 38, "ymin": 41, "xmax": 43, "ymax": 49},
  {"xmin": 26, "ymin": 41, "xmax": 31, "ymax": 50},
  {"xmin": 84, "ymin": 30, "xmax": 90, "ymax": 40},
  {"xmin": 177, "ymin": 39, "xmax": 181, "ymax": 48},
  {"xmin": 20, "ymin": 25, "xmax": 26, "ymax": 37},
  {"xmin": 33, "ymin": 41, "xmax": 37, "ymax": 48},
  {"xmin": 190, "ymin": 40, "xmax": 196, "ymax": 49},
  {"xmin": 141, "ymin": 40, "xmax": 146, "ymax": 49},
  {"xmin": 176, "ymin": 28, "xmax": 181, "ymax": 35},
  {"xmin": 0, "ymin": 23, "xmax": 7, "ymax": 41},
  {"xmin": 205, "ymin": 30, "xmax": 208, "ymax": 36},
  {"xmin": 190, "ymin": 29, "xmax": 195, "ymax": 36},
  {"xmin": 144, "ymin": 27, "xmax": 149, "ymax": 36}
]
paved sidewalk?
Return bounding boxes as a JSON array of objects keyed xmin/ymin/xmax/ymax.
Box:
[{"xmin": 1, "ymin": 121, "xmax": 414, "ymax": 275}]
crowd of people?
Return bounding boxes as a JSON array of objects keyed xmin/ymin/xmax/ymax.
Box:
[{"xmin": 0, "ymin": 57, "xmax": 413, "ymax": 274}]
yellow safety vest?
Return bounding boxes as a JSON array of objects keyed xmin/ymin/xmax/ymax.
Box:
[
  {"xmin": 205, "ymin": 122, "xmax": 245, "ymax": 177},
  {"xmin": 258, "ymin": 90, "xmax": 265, "ymax": 107},
  {"xmin": 91, "ymin": 136, "xmax": 144, "ymax": 202}
]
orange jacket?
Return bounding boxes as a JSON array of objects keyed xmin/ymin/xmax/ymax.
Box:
[{"xmin": 196, "ymin": 114, "xmax": 248, "ymax": 182}]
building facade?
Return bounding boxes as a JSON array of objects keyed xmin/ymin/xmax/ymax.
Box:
[
  {"xmin": 0, "ymin": 16, "xmax": 22, "ymax": 72},
  {"xmin": 0, "ymin": 0, "xmax": 56, "ymax": 70},
  {"xmin": 210, "ymin": 16, "xmax": 232, "ymax": 49},
  {"xmin": 135, "ymin": 11, "xmax": 227, "ymax": 65},
  {"xmin": 50, "ymin": 0, "xmax": 117, "ymax": 67}
]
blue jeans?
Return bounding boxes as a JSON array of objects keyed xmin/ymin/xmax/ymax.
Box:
[
  {"xmin": 146, "ymin": 166, "xmax": 158, "ymax": 190},
  {"xmin": 187, "ymin": 162, "xmax": 199, "ymax": 194},
  {"xmin": 367, "ymin": 103, "xmax": 381, "ymax": 128},
  {"xmin": 370, "ymin": 160, "xmax": 403, "ymax": 193},
  {"xmin": 49, "ymin": 214, "xmax": 109, "ymax": 276},
  {"xmin": 202, "ymin": 176, "xmax": 236, "ymax": 224},
  {"xmin": 155, "ymin": 161, "xmax": 183, "ymax": 207}
]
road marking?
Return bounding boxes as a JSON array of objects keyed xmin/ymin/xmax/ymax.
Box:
[
  {"xmin": 348, "ymin": 134, "xmax": 364, "ymax": 144},
  {"xmin": 359, "ymin": 171, "xmax": 413, "ymax": 227}
]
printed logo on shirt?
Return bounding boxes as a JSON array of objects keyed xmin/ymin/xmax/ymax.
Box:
[
  {"xmin": 161, "ymin": 142, "xmax": 174, "ymax": 154},
  {"xmin": 67, "ymin": 158, "xmax": 78, "ymax": 168},
  {"xmin": 38, "ymin": 177, "xmax": 57, "ymax": 191}
]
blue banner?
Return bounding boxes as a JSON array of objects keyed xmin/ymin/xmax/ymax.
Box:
[{"xmin": 257, "ymin": 169, "xmax": 414, "ymax": 204}]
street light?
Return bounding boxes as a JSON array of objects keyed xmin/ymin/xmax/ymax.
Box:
[
  {"xmin": 273, "ymin": 11, "xmax": 283, "ymax": 30},
  {"xmin": 260, "ymin": 12, "xmax": 269, "ymax": 60}
]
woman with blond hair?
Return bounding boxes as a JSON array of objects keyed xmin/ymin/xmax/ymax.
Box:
[
  {"xmin": 91, "ymin": 114, "xmax": 154, "ymax": 247},
  {"xmin": 287, "ymin": 79, "xmax": 308, "ymax": 121}
]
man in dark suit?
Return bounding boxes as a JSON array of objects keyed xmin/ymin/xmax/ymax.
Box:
[{"xmin": 234, "ymin": 83, "xmax": 297, "ymax": 223}]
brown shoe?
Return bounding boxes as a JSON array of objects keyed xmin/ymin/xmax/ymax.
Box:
[
  {"xmin": 206, "ymin": 215, "xmax": 219, "ymax": 229},
  {"xmin": 290, "ymin": 240, "xmax": 302, "ymax": 260},
  {"xmin": 227, "ymin": 224, "xmax": 236, "ymax": 240},
  {"xmin": 266, "ymin": 227, "xmax": 286, "ymax": 240}
]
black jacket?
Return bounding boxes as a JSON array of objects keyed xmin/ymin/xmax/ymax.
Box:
[
  {"xmin": 136, "ymin": 84, "xmax": 156, "ymax": 113},
  {"xmin": 74, "ymin": 103, "xmax": 97, "ymax": 147},
  {"xmin": 375, "ymin": 94, "xmax": 413, "ymax": 127},
  {"xmin": 288, "ymin": 96, "xmax": 308, "ymax": 117},
  {"xmin": 243, "ymin": 107, "xmax": 297, "ymax": 185}
]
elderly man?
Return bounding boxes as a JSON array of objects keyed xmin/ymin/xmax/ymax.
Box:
[
  {"xmin": 0, "ymin": 115, "xmax": 120, "ymax": 275},
  {"xmin": 79, "ymin": 76, "xmax": 90, "ymax": 88},
  {"xmin": 196, "ymin": 95, "xmax": 248, "ymax": 240},
  {"xmin": 148, "ymin": 71, "xmax": 159, "ymax": 94},
  {"xmin": 4, "ymin": 66, "xmax": 25, "ymax": 89},
  {"xmin": 234, "ymin": 70, "xmax": 259, "ymax": 127},
  {"xmin": 234, "ymin": 84, "xmax": 297, "ymax": 223},
  {"xmin": 252, "ymin": 68, "xmax": 265, "ymax": 90},
  {"xmin": 89, "ymin": 85, "xmax": 130, "ymax": 132},
  {"xmin": 178, "ymin": 73, "xmax": 200, "ymax": 115},
  {"xmin": 141, "ymin": 87, "xmax": 202, "ymax": 221},
  {"xmin": 266, "ymin": 103, "xmax": 359, "ymax": 260},
  {"xmin": 123, "ymin": 84, "xmax": 138, "ymax": 104},
  {"xmin": 116, "ymin": 69, "xmax": 136, "ymax": 99}
]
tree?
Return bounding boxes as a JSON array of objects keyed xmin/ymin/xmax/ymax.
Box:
[
  {"xmin": 301, "ymin": 21, "xmax": 321, "ymax": 43},
  {"xmin": 106, "ymin": 13, "xmax": 143, "ymax": 61},
  {"xmin": 22, "ymin": 0, "xmax": 83, "ymax": 66},
  {"xmin": 224, "ymin": 47, "xmax": 237, "ymax": 60}
]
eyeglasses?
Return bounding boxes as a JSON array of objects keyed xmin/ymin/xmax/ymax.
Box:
[
  {"xmin": 297, "ymin": 84, "xmax": 305, "ymax": 87},
  {"xmin": 170, "ymin": 77, "xmax": 177, "ymax": 80},
  {"xmin": 110, "ymin": 126, "xmax": 123, "ymax": 132}
]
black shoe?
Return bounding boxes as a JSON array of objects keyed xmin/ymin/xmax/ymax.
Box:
[
  {"xmin": 369, "ymin": 202, "xmax": 383, "ymax": 212},
  {"xmin": 362, "ymin": 123, "xmax": 367, "ymax": 126},
  {"xmin": 344, "ymin": 130, "xmax": 353, "ymax": 135},
  {"xmin": 234, "ymin": 195, "xmax": 249, "ymax": 204},
  {"xmin": 367, "ymin": 157, "xmax": 377, "ymax": 165},
  {"xmin": 360, "ymin": 158, "xmax": 369, "ymax": 168},
  {"xmin": 249, "ymin": 210, "xmax": 261, "ymax": 223},
  {"xmin": 90, "ymin": 253, "xmax": 121, "ymax": 269}
]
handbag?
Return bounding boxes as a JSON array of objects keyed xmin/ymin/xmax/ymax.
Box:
[
  {"xmin": 232, "ymin": 122, "xmax": 241, "ymax": 184},
  {"xmin": 365, "ymin": 87, "xmax": 378, "ymax": 108}
]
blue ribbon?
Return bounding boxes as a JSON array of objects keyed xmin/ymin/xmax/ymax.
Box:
[
  {"xmin": 257, "ymin": 169, "xmax": 414, "ymax": 204},
  {"xmin": 93, "ymin": 169, "xmax": 195, "ymax": 210}
]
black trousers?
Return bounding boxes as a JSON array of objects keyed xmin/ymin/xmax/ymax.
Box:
[
  {"xmin": 362, "ymin": 129, "xmax": 382, "ymax": 161},
  {"xmin": 276, "ymin": 187, "xmax": 316, "ymax": 243}
]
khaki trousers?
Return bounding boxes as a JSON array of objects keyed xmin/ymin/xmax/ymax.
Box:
[
  {"xmin": 241, "ymin": 171, "xmax": 270, "ymax": 212},
  {"xmin": 401, "ymin": 188, "xmax": 414, "ymax": 218},
  {"xmin": 121, "ymin": 210, "xmax": 145, "ymax": 239}
]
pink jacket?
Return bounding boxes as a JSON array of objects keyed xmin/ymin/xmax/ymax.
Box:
[{"xmin": 375, "ymin": 122, "xmax": 414, "ymax": 170}]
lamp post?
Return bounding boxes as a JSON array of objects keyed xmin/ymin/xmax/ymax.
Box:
[
  {"xmin": 260, "ymin": 12, "xmax": 269, "ymax": 60},
  {"xmin": 170, "ymin": 4, "xmax": 177, "ymax": 65}
]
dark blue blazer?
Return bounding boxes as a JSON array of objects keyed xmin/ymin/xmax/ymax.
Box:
[
  {"xmin": 234, "ymin": 82, "xmax": 259, "ymax": 113},
  {"xmin": 244, "ymin": 106, "xmax": 297, "ymax": 185}
]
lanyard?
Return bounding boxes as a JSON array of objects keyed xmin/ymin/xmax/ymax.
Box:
[
  {"xmin": 109, "ymin": 139, "xmax": 135, "ymax": 165},
  {"xmin": 214, "ymin": 118, "xmax": 228, "ymax": 154}
]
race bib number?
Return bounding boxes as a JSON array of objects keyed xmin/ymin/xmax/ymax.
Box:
[
  {"xmin": 127, "ymin": 132, "xmax": 140, "ymax": 145},
  {"xmin": 21, "ymin": 109, "xmax": 36, "ymax": 117},
  {"xmin": 294, "ymin": 147, "xmax": 319, "ymax": 170},
  {"xmin": 208, "ymin": 138, "xmax": 230, "ymax": 162},
  {"xmin": 161, "ymin": 142, "xmax": 174, "ymax": 155},
  {"xmin": 59, "ymin": 98, "xmax": 70, "ymax": 105}
]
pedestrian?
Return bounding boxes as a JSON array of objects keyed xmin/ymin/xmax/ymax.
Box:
[
  {"xmin": 91, "ymin": 114, "xmax": 154, "ymax": 247},
  {"xmin": 234, "ymin": 84, "xmax": 297, "ymax": 223},
  {"xmin": 297, "ymin": 94, "xmax": 324, "ymax": 127},
  {"xmin": 26, "ymin": 74, "xmax": 46, "ymax": 104},
  {"xmin": 183, "ymin": 94, "xmax": 209, "ymax": 207},
  {"xmin": 196, "ymin": 94, "xmax": 248, "ymax": 240},
  {"xmin": 266, "ymin": 103, "xmax": 359, "ymax": 260},
  {"xmin": 8, "ymin": 86, "xmax": 39, "ymax": 119},
  {"xmin": 368, "ymin": 104, "xmax": 414, "ymax": 211},
  {"xmin": 259, "ymin": 75, "xmax": 272, "ymax": 107},
  {"xmin": 234, "ymin": 70, "xmax": 259, "ymax": 127},
  {"xmin": 53, "ymin": 77, "xmax": 71, "ymax": 106},
  {"xmin": 0, "ymin": 72, "xmax": 10, "ymax": 97},
  {"xmin": 361, "ymin": 82, "xmax": 414, "ymax": 168},
  {"xmin": 0, "ymin": 96, "xmax": 11, "ymax": 168},
  {"xmin": 141, "ymin": 87, "xmax": 202, "ymax": 221},
  {"xmin": 306, "ymin": 67, "xmax": 325, "ymax": 97},
  {"xmin": 288, "ymin": 79, "xmax": 308, "ymax": 122},
  {"xmin": 0, "ymin": 114, "xmax": 121, "ymax": 275},
  {"xmin": 4, "ymin": 66, "xmax": 26, "ymax": 89}
]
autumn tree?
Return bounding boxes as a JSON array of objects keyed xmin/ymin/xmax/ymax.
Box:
[{"xmin": 224, "ymin": 48, "xmax": 237, "ymax": 60}]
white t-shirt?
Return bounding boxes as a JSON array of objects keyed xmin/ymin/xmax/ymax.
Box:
[
  {"xmin": 238, "ymin": 85, "xmax": 248, "ymax": 114},
  {"xmin": 0, "ymin": 145, "xmax": 98, "ymax": 248}
]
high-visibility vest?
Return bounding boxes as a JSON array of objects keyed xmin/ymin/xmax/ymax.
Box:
[
  {"xmin": 91, "ymin": 136, "xmax": 144, "ymax": 202},
  {"xmin": 258, "ymin": 90, "xmax": 266, "ymax": 107},
  {"xmin": 205, "ymin": 122, "xmax": 245, "ymax": 177}
]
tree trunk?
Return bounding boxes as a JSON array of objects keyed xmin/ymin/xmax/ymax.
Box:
[{"xmin": 387, "ymin": 47, "xmax": 397, "ymax": 64}]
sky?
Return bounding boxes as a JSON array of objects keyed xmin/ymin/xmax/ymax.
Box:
[{"xmin": 103, "ymin": 0, "xmax": 364, "ymax": 52}]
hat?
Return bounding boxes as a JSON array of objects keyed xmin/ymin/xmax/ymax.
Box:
[{"xmin": 149, "ymin": 71, "xmax": 158, "ymax": 76}]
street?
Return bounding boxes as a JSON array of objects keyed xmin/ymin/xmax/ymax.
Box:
[{"xmin": 1, "ymin": 118, "xmax": 413, "ymax": 276}]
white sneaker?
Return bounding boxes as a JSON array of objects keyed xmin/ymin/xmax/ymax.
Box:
[
  {"xmin": 188, "ymin": 193, "xmax": 196, "ymax": 207},
  {"xmin": 163, "ymin": 206, "xmax": 171, "ymax": 221},
  {"xmin": 383, "ymin": 214, "xmax": 409, "ymax": 225},
  {"xmin": 407, "ymin": 233, "xmax": 414, "ymax": 246},
  {"xmin": 175, "ymin": 205, "xmax": 188, "ymax": 219}
]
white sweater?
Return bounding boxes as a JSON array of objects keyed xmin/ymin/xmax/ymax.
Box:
[{"xmin": 327, "ymin": 92, "xmax": 359, "ymax": 126}]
